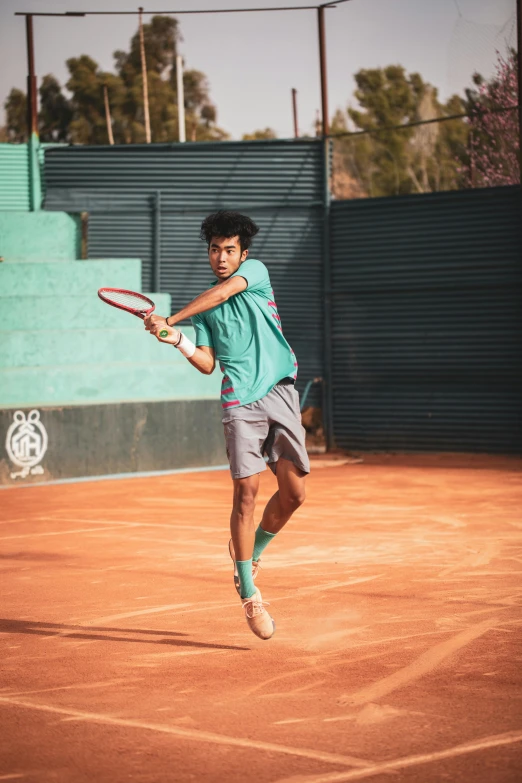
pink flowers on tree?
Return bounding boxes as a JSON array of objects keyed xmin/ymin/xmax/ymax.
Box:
[{"xmin": 466, "ymin": 50, "xmax": 520, "ymax": 188}]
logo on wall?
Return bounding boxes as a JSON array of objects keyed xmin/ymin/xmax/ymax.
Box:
[{"xmin": 6, "ymin": 410, "xmax": 48, "ymax": 480}]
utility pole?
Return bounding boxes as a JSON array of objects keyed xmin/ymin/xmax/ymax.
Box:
[
  {"xmin": 25, "ymin": 14, "xmax": 38, "ymax": 139},
  {"xmin": 517, "ymin": 0, "xmax": 522, "ymax": 167},
  {"xmin": 103, "ymin": 85, "xmax": 115, "ymax": 145},
  {"xmin": 139, "ymin": 7, "xmax": 151, "ymax": 143},
  {"xmin": 25, "ymin": 14, "xmax": 41, "ymax": 211},
  {"xmin": 317, "ymin": 5, "xmax": 329, "ymax": 137},
  {"xmin": 176, "ymin": 55, "xmax": 186, "ymax": 143},
  {"xmin": 292, "ymin": 88, "xmax": 299, "ymax": 138}
]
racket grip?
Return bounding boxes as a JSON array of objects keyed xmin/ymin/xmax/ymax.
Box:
[{"xmin": 159, "ymin": 329, "xmax": 169, "ymax": 338}]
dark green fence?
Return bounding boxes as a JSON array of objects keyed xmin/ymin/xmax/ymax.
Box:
[{"xmin": 330, "ymin": 186, "xmax": 522, "ymax": 453}]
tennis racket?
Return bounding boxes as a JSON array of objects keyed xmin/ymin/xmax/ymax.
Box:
[{"xmin": 98, "ymin": 288, "xmax": 170, "ymax": 337}]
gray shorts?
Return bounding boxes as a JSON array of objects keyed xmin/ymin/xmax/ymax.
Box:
[{"xmin": 222, "ymin": 378, "xmax": 311, "ymax": 480}]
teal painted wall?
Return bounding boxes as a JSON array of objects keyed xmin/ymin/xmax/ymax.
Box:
[
  {"xmin": 0, "ymin": 211, "xmax": 81, "ymax": 261},
  {"xmin": 0, "ymin": 144, "xmax": 31, "ymax": 210},
  {"xmin": 0, "ymin": 259, "xmax": 220, "ymax": 407},
  {"xmin": 0, "ymin": 142, "xmax": 64, "ymax": 212}
]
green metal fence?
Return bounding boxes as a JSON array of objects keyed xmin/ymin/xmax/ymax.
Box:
[{"xmin": 330, "ymin": 185, "xmax": 522, "ymax": 453}]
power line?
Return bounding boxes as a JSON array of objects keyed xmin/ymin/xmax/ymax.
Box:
[
  {"xmin": 14, "ymin": 5, "xmax": 331, "ymax": 16},
  {"xmin": 327, "ymin": 104, "xmax": 518, "ymax": 140}
]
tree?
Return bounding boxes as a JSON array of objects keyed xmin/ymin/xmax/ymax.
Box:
[
  {"xmin": 331, "ymin": 65, "xmax": 469, "ymax": 198},
  {"xmin": 242, "ymin": 128, "xmax": 277, "ymax": 141},
  {"xmin": 39, "ymin": 75, "xmax": 73, "ymax": 142},
  {"xmin": 4, "ymin": 88, "xmax": 27, "ymax": 142},
  {"xmin": 2, "ymin": 15, "xmax": 227, "ymax": 145},
  {"xmin": 463, "ymin": 49, "xmax": 519, "ymax": 187}
]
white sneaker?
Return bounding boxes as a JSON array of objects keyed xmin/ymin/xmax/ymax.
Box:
[{"xmin": 242, "ymin": 588, "xmax": 275, "ymax": 640}]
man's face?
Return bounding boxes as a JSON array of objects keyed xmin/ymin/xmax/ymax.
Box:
[{"xmin": 208, "ymin": 235, "xmax": 248, "ymax": 280}]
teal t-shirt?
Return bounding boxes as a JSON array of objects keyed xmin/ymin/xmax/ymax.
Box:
[{"xmin": 191, "ymin": 259, "xmax": 297, "ymax": 409}]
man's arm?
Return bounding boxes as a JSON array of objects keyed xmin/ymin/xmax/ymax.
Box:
[
  {"xmin": 144, "ymin": 275, "xmax": 247, "ymax": 375},
  {"xmin": 144, "ymin": 275, "xmax": 247, "ymax": 336},
  {"xmin": 168, "ymin": 274, "xmax": 247, "ymax": 325},
  {"xmin": 187, "ymin": 344, "xmax": 216, "ymax": 375}
]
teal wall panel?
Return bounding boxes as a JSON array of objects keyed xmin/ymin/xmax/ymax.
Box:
[
  {"xmin": 0, "ymin": 144, "xmax": 30, "ymax": 210},
  {"xmin": 0, "ymin": 142, "xmax": 64, "ymax": 212},
  {"xmin": 0, "ymin": 259, "xmax": 220, "ymax": 408},
  {"xmin": 0, "ymin": 211, "xmax": 81, "ymax": 261}
]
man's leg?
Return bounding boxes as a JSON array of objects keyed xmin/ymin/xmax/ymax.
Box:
[
  {"xmin": 254, "ymin": 457, "xmax": 306, "ymax": 561},
  {"xmin": 230, "ymin": 472, "xmax": 275, "ymax": 640},
  {"xmin": 230, "ymin": 473, "xmax": 259, "ymax": 598}
]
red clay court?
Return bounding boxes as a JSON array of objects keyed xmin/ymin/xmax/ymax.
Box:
[{"xmin": 1, "ymin": 454, "xmax": 522, "ymax": 782}]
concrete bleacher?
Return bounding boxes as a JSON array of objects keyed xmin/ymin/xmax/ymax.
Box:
[{"xmin": 0, "ymin": 257, "xmax": 219, "ymax": 408}]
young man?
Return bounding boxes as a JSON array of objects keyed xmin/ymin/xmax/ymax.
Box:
[{"xmin": 145, "ymin": 211, "xmax": 310, "ymax": 640}]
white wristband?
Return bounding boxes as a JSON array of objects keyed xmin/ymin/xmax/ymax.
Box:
[{"xmin": 175, "ymin": 332, "xmax": 196, "ymax": 359}]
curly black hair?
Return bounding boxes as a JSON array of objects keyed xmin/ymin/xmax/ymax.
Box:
[{"xmin": 200, "ymin": 211, "xmax": 259, "ymax": 254}]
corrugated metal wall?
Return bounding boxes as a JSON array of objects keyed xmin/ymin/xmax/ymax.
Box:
[
  {"xmin": 330, "ymin": 186, "xmax": 522, "ymax": 453},
  {"xmin": 44, "ymin": 141, "xmax": 325, "ymax": 400},
  {"xmin": 0, "ymin": 144, "xmax": 30, "ymax": 210},
  {"xmin": 0, "ymin": 143, "xmax": 65, "ymax": 210}
]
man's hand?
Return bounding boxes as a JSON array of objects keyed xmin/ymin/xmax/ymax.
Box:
[{"xmin": 144, "ymin": 314, "xmax": 180, "ymax": 345}]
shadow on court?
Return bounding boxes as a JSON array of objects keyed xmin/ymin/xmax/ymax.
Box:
[{"xmin": 0, "ymin": 618, "xmax": 249, "ymax": 651}]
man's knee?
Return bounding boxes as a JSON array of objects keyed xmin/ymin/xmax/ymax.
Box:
[
  {"xmin": 233, "ymin": 480, "xmax": 258, "ymax": 515},
  {"xmin": 281, "ymin": 483, "xmax": 306, "ymax": 513}
]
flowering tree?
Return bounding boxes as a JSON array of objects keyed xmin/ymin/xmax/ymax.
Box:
[{"xmin": 466, "ymin": 49, "xmax": 520, "ymax": 187}]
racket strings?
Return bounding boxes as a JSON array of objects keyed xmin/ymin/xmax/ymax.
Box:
[{"xmin": 99, "ymin": 289, "xmax": 154, "ymax": 314}]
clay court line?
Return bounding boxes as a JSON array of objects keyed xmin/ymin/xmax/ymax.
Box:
[
  {"xmin": 41, "ymin": 517, "xmax": 225, "ymax": 534},
  {"xmin": 277, "ymin": 729, "xmax": 522, "ymax": 782},
  {"xmin": 338, "ymin": 617, "xmax": 498, "ymax": 706},
  {"xmin": 0, "ymin": 526, "xmax": 140, "ymax": 541},
  {"xmin": 83, "ymin": 604, "xmax": 195, "ymax": 624},
  {"xmin": 6, "ymin": 678, "xmax": 141, "ymax": 697},
  {"xmin": 0, "ymin": 696, "xmax": 373, "ymax": 769},
  {"xmin": 79, "ymin": 576, "xmax": 384, "ymax": 627},
  {"xmin": 0, "ymin": 775, "xmax": 25, "ymax": 780}
]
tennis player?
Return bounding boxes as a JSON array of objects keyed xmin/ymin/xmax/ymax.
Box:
[{"xmin": 145, "ymin": 211, "xmax": 310, "ymax": 640}]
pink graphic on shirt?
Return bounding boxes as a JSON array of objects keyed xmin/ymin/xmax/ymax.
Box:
[{"xmin": 222, "ymin": 400, "xmax": 240, "ymax": 409}]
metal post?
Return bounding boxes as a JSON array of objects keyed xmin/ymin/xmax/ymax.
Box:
[
  {"xmin": 25, "ymin": 14, "xmax": 41, "ymax": 211},
  {"xmin": 292, "ymin": 88, "xmax": 299, "ymax": 138},
  {"xmin": 154, "ymin": 190, "xmax": 161, "ymax": 292},
  {"xmin": 517, "ymin": 0, "xmax": 522, "ymax": 168},
  {"xmin": 176, "ymin": 55, "xmax": 186, "ymax": 142},
  {"xmin": 26, "ymin": 14, "xmax": 38, "ymax": 138},
  {"xmin": 103, "ymin": 85, "xmax": 115, "ymax": 145},
  {"xmin": 317, "ymin": 6, "xmax": 329, "ymax": 137},
  {"xmin": 139, "ymin": 7, "xmax": 151, "ymax": 143},
  {"xmin": 321, "ymin": 138, "xmax": 334, "ymax": 450}
]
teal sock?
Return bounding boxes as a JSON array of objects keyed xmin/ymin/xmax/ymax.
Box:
[
  {"xmin": 253, "ymin": 525, "xmax": 276, "ymax": 562},
  {"xmin": 237, "ymin": 559, "xmax": 256, "ymax": 599}
]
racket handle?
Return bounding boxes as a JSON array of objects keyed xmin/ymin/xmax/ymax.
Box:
[{"xmin": 159, "ymin": 329, "xmax": 169, "ymax": 338}]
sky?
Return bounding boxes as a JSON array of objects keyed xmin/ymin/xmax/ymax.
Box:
[{"xmin": 0, "ymin": 0, "xmax": 516, "ymax": 140}]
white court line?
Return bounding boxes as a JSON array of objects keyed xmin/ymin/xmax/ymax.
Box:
[
  {"xmin": 78, "ymin": 576, "xmax": 385, "ymax": 626},
  {"xmin": 5, "ymin": 678, "xmax": 142, "ymax": 698},
  {"xmin": 276, "ymin": 729, "xmax": 522, "ymax": 783},
  {"xmin": 82, "ymin": 604, "xmax": 194, "ymax": 625},
  {"xmin": 338, "ymin": 618, "xmax": 498, "ymax": 707},
  {"xmin": 37, "ymin": 518, "xmax": 226, "ymax": 534},
  {"xmin": 0, "ymin": 696, "xmax": 372, "ymax": 769},
  {"xmin": 0, "ymin": 463, "xmax": 230, "ymax": 490},
  {"xmin": 0, "ymin": 525, "xmax": 141, "ymax": 541},
  {"xmin": 0, "ymin": 775, "xmax": 25, "ymax": 780}
]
